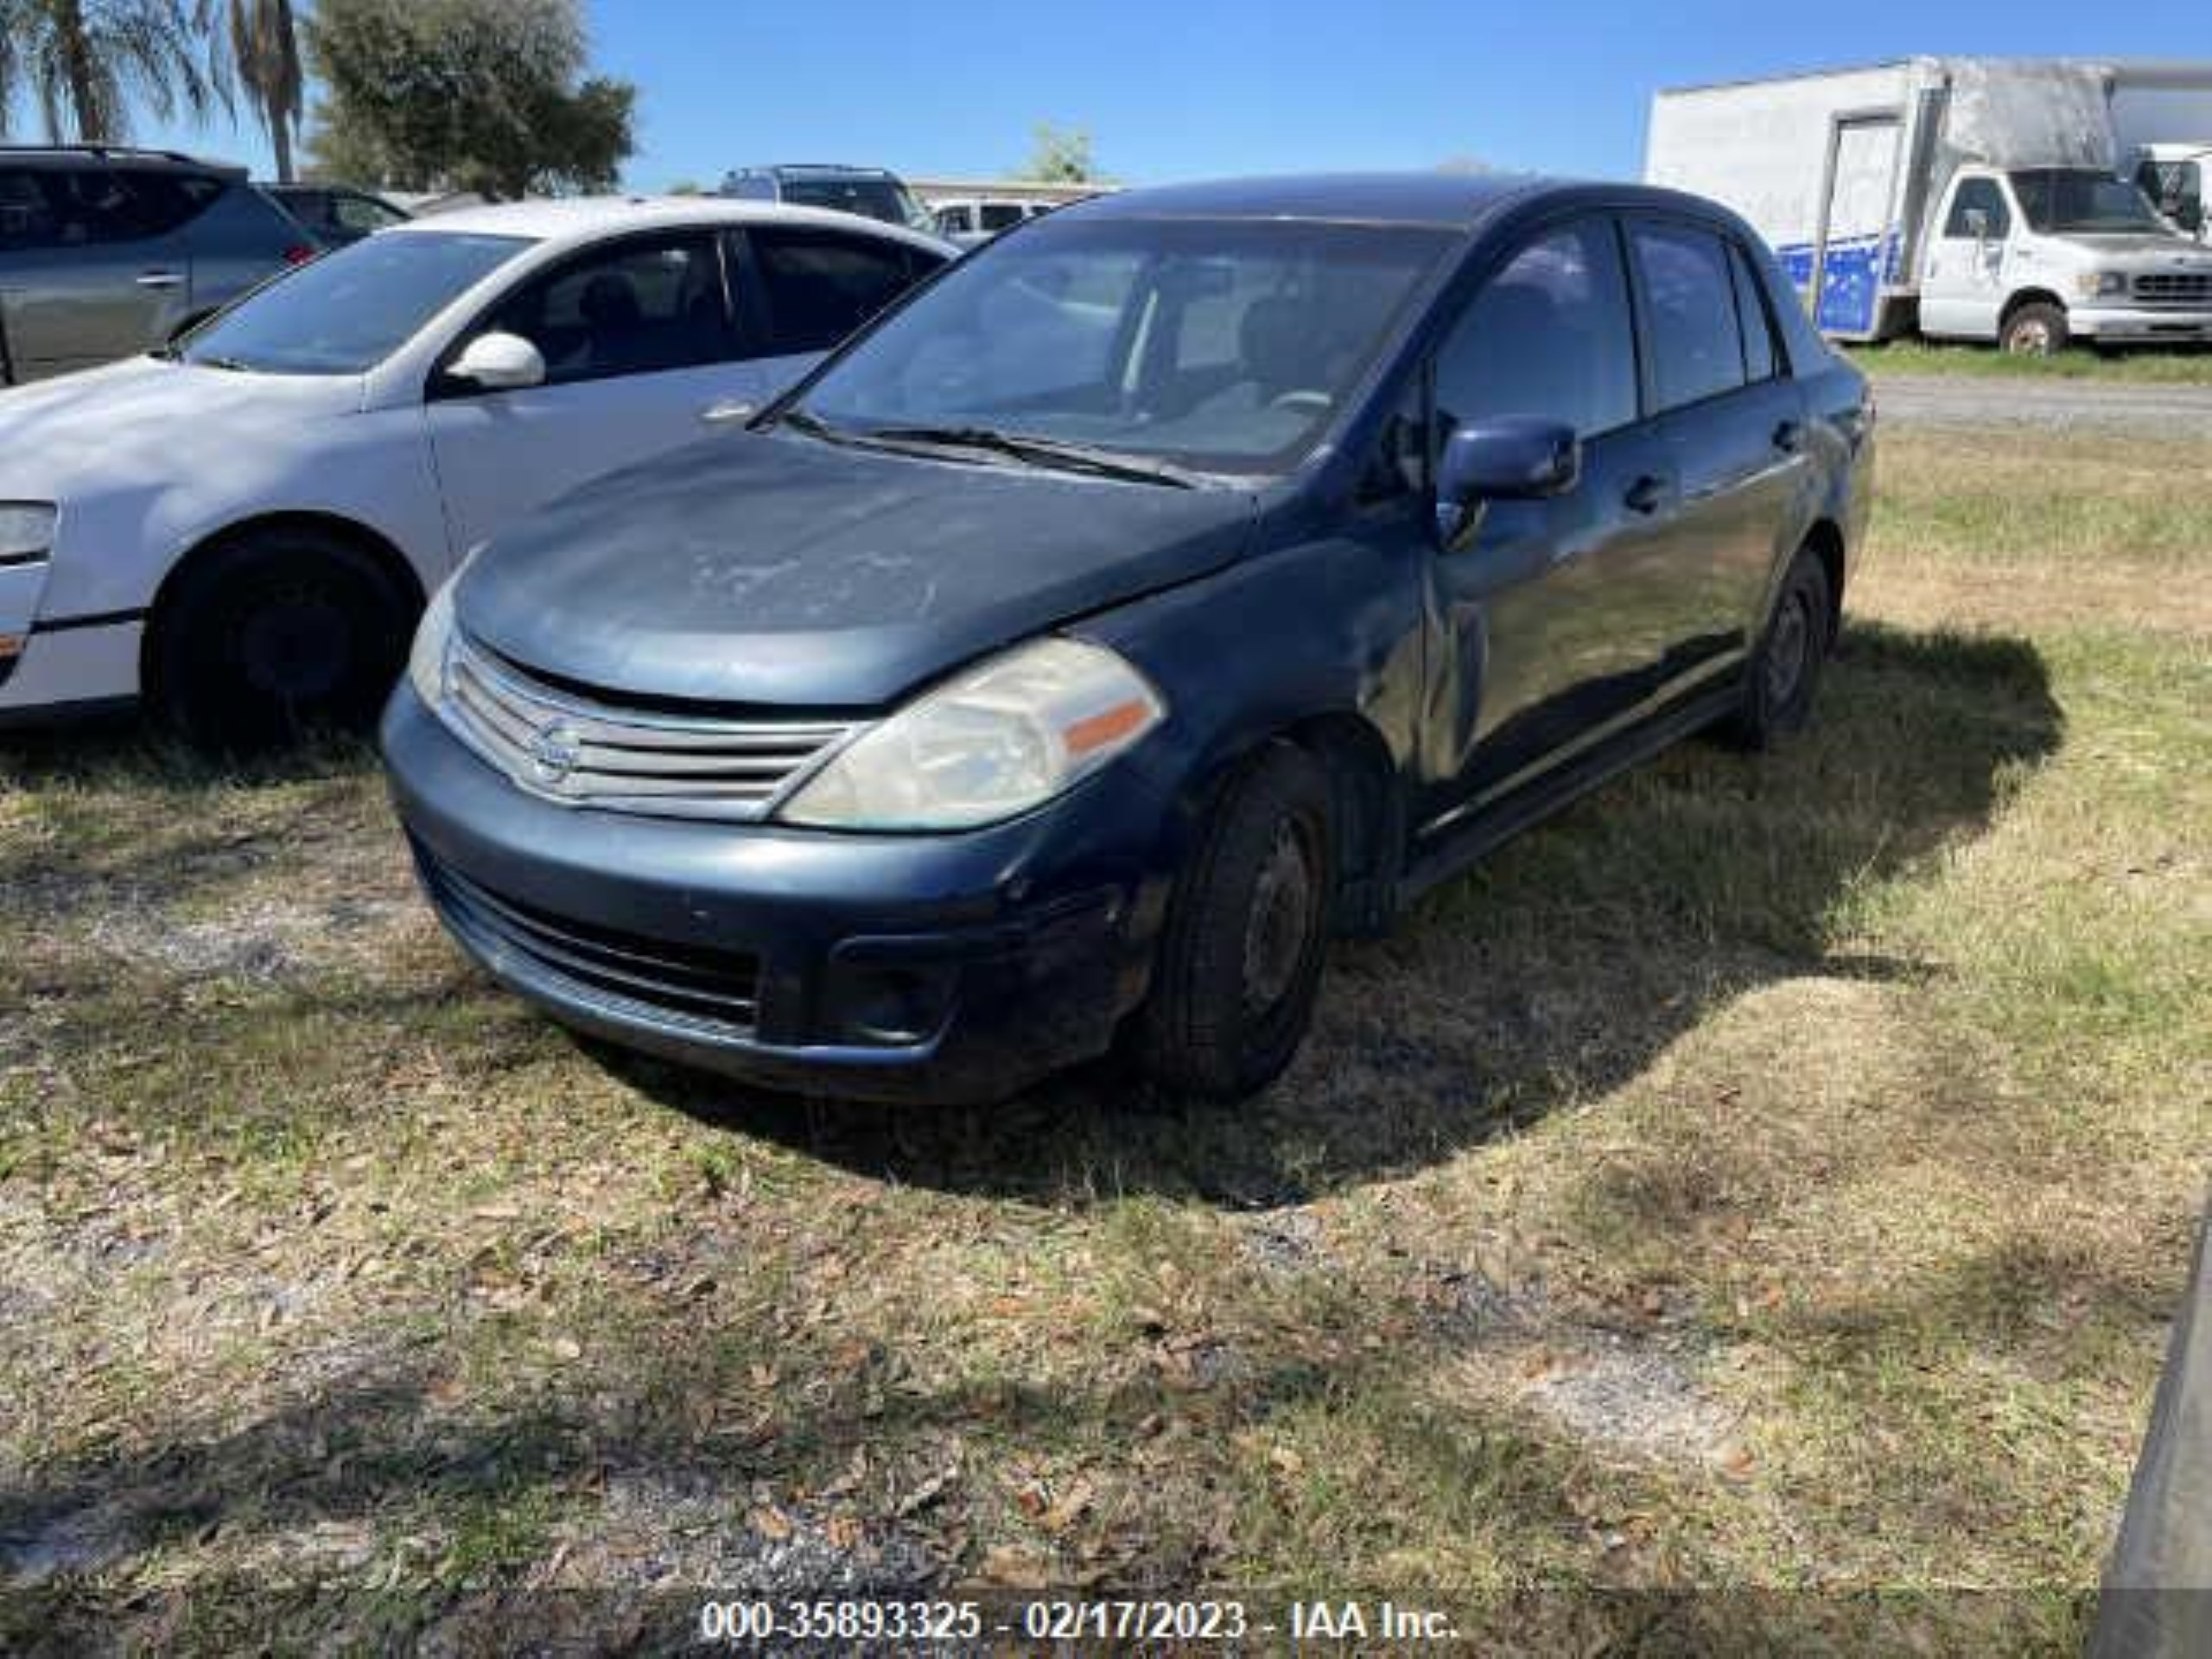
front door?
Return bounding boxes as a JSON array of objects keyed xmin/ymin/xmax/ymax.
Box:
[
  {"xmin": 425, "ymin": 231, "xmax": 772, "ymax": 556},
  {"xmin": 1920, "ymin": 175, "xmax": 2015, "ymax": 339},
  {"xmin": 1417, "ymin": 214, "xmax": 1673, "ymax": 827},
  {"xmin": 0, "ymin": 165, "xmax": 191, "ymax": 379}
]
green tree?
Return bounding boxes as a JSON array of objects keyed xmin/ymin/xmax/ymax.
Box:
[
  {"xmin": 0, "ymin": 0, "xmax": 228, "ymax": 143},
  {"xmin": 302, "ymin": 0, "xmax": 634, "ymax": 199},
  {"xmin": 226, "ymin": 0, "xmax": 302, "ymax": 181},
  {"xmin": 1019, "ymin": 121, "xmax": 1097, "ymax": 184}
]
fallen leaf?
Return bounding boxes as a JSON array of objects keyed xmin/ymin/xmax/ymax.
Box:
[
  {"xmin": 981, "ymin": 1544, "xmax": 1054, "ymax": 1590},
  {"xmin": 748, "ymin": 1505, "xmax": 794, "ymax": 1541}
]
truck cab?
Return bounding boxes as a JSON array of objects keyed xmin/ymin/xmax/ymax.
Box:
[
  {"xmin": 1920, "ymin": 164, "xmax": 2212, "ymax": 352},
  {"xmin": 2135, "ymin": 144, "xmax": 2209, "ymax": 243}
]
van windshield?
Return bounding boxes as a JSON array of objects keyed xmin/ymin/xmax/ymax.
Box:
[
  {"xmin": 178, "ymin": 231, "xmax": 529, "ymax": 374},
  {"xmin": 2009, "ymin": 169, "xmax": 2169, "ymax": 235},
  {"xmin": 792, "ymin": 216, "xmax": 1453, "ymax": 475},
  {"xmin": 777, "ymin": 176, "xmax": 932, "ymax": 230}
]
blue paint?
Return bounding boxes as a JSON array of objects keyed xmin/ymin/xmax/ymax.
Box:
[{"xmin": 1775, "ymin": 232, "xmax": 1901, "ymax": 335}]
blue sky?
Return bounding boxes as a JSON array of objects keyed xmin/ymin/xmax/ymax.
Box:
[{"xmin": 119, "ymin": 0, "xmax": 2212, "ymax": 188}]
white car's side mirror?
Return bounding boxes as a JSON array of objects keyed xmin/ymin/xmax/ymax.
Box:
[{"xmin": 449, "ymin": 331, "xmax": 546, "ymax": 391}]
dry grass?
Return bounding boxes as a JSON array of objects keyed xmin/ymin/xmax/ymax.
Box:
[{"xmin": 2, "ymin": 424, "xmax": 2206, "ymax": 1652}]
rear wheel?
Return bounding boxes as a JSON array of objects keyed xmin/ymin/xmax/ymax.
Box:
[
  {"xmin": 1732, "ymin": 547, "xmax": 1834, "ymax": 750},
  {"xmin": 149, "ymin": 527, "xmax": 416, "ymax": 750},
  {"xmin": 1133, "ymin": 744, "xmax": 1335, "ymax": 1099},
  {"xmin": 2000, "ymin": 301, "xmax": 2069, "ymax": 356}
]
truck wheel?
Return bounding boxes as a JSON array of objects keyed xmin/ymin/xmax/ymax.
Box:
[
  {"xmin": 1134, "ymin": 743, "xmax": 1335, "ymax": 1099},
  {"xmin": 2000, "ymin": 302, "xmax": 2069, "ymax": 355},
  {"xmin": 1732, "ymin": 547, "xmax": 1834, "ymax": 750},
  {"xmin": 149, "ymin": 527, "xmax": 415, "ymax": 750}
]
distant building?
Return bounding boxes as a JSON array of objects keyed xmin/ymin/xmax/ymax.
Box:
[{"xmin": 906, "ymin": 177, "xmax": 1110, "ymax": 213}]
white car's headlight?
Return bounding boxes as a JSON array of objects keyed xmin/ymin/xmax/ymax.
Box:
[
  {"xmin": 407, "ymin": 569, "xmax": 460, "ymax": 709},
  {"xmin": 2075, "ymin": 270, "xmax": 2128, "ymax": 298},
  {"xmin": 779, "ymin": 637, "xmax": 1165, "ymax": 831},
  {"xmin": 0, "ymin": 503, "xmax": 57, "ymax": 561}
]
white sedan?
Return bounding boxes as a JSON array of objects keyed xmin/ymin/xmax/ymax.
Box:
[{"xmin": 0, "ymin": 196, "xmax": 950, "ymax": 741}]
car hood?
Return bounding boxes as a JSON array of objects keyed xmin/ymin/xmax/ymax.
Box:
[
  {"xmin": 458, "ymin": 429, "xmax": 1258, "ymax": 708},
  {"xmin": 2059, "ymin": 233, "xmax": 2212, "ymax": 262},
  {"xmin": 0, "ymin": 356, "xmax": 362, "ymax": 498}
]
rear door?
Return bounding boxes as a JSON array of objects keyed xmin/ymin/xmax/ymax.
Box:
[
  {"xmin": 1420, "ymin": 213, "xmax": 1675, "ymax": 819},
  {"xmin": 728, "ymin": 223, "xmax": 945, "ymax": 394},
  {"xmin": 1623, "ymin": 215, "xmax": 1808, "ymax": 683},
  {"xmin": 0, "ymin": 163, "xmax": 194, "ymax": 378},
  {"xmin": 425, "ymin": 230, "xmax": 760, "ymax": 554}
]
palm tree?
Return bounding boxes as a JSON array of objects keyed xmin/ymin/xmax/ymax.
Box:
[
  {"xmin": 0, "ymin": 0, "xmax": 228, "ymax": 144},
  {"xmin": 226, "ymin": 0, "xmax": 302, "ymax": 181}
]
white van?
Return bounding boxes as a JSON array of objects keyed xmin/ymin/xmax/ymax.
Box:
[{"xmin": 1646, "ymin": 58, "xmax": 2212, "ymax": 352}]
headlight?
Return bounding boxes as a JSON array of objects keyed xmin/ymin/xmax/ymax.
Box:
[
  {"xmin": 2074, "ymin": 270, "xmax": 2128, "ymax": 298},
  {"xmin": 406, "ymin": 569, "xmax": 460, "ymax": 709},
  {"xmin": 779, "ymin": 637, "xmax": 1165, "ymax": 830},
  {"xmin": 0, "ymin": 503, "xmax": 57, "ymax": 561}
]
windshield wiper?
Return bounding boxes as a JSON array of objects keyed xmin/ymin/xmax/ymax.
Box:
[
  {"xmin": 188, "ymin": 353, "xmax": 253, "ymax": 373},
  {"xmin": 860, "ymin": 424, "xmax": 1199, "ymax": 489}
]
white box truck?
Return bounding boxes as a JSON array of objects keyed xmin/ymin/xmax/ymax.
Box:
[{"xmin": 1645, "ymin": 58, "xmax": 2212, "ymax": 352}]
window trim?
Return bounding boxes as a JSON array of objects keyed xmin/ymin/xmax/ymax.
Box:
[
  {"xmin": 1725, "ymin": 236, "xmax": 1789, "ymax": 385},
  {"xmin": 425, "ymin": 226, "xmax": 744, "ymax": 402}
]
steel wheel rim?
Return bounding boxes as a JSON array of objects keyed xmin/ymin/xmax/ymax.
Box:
[
  {"xmin": 1764, "ymin": 590, "xmax": 1812, "ymax": 707},
  {"xmin": 1243, "ymin": 817, "xmax": 1317, "ymax": 1015}
]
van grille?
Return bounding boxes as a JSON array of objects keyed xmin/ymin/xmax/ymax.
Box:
[
  {"xmin": 413, "ymin": 842, "xmax": 762, "ymax": 1033},
  {"xmin": 2133, "ymin": 270, "xmax": 2212, "ymax": 305},
  {"xmin": 443, "ymin": 632, "xmax": 861, "ymax": 823}
]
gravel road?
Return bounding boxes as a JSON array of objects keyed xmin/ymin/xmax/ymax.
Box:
[{"xmin": 1873, "ymin": 372, "xmax": 2212, "ymax": 434}]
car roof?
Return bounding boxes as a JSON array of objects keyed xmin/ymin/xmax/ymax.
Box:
[
  {"xmin": 0, "ymin": 143, "xmax": 242, "ymax": 178},
  {"xmin": 384, "ymin": 194, "xmax": 950, "ymax": 251},
  {"xmin": 728, "ymin": 164, "xmax": 902, "ymax": 181}
]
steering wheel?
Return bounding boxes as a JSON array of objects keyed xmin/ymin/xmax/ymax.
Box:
[{"xmin": 1268, "ymin": 390, "xmax": 1333, "ymax": 415}]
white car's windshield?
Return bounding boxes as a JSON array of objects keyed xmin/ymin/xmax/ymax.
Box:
[
  {"xmin": 179, "ymin": 231, "xmax": 531, "ymax": 375},
  {"xmin": 794, "ymin": 216, "xmax": 1454, "ymax": 474},
  {"xmin": 2010, "ymin": 169, "xmax": 2170, "ymax": 235}
]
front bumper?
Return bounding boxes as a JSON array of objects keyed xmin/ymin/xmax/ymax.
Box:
[
  {"xmin": 0, "ymin": 617, "xmax": 143, "ymax": 723},
  {"xmin": 381, "ymin": 683, "xmax": 1178, "ymax": 1105},
  {"xmin": 2069, "ymin": 304, "xmax": 2212, "ymax": 340}
]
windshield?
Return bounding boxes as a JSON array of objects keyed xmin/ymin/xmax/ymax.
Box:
[
  {"xmin": 2010, "ymin": 169, "xmax": 2169, "ymax": 235},
  {"xmin": 179, "ymin": 231, "xmax": 530, "ymax": 374},
  {"xmin": 779, "ymin": 176, "xmax": 932, "ymax": 231},
  {"xmin": 794, "ymin": 216, "xmax": 1454, "ymax": 474}
]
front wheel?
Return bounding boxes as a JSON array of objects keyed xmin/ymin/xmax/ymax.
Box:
[
  {"xmin": 148, "ymin": 528, "xmax": 416, "ymax": 750},
  {"xmin": 1732, "ymin": 547, "xmax": 1834, "ymax": 750},
  {"xmin": 2000, "ymin": 301, "xmax": 2069, "ymax": 356},
  {"xmin": 1132, "ymin": 743, "xmax": 1335, "ymax": 1099}
]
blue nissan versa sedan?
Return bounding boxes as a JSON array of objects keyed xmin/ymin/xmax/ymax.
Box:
[{"xmin": 383, "ymin": 175, "xmax": 1874, "ymax": 1104}]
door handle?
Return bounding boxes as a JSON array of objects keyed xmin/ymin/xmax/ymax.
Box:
[
  {"xmin": 1772, "ymin": 420, "xmax": 1804, "ymax": 454},
  {"xmin": 135, "ymin": 270, "xmax": 184, "ymax": 289},
  {"xmin": 1623, "ymin": 474, "xmax": 1668, "ymax": 515},
  {"xmin": 700, "ymin": 398, "xmax": 756, "ymax": 425}
]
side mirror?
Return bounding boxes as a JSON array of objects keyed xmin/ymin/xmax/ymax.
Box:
[
  {"xmin": 1963, "ymin": 207, "xmax": 1991, "ymax": 242},
  {"xmin": 448, "ymin": 330, "xmax": 545, "ymax": 391},
  {"xmin": 1434, "ymin": 416, "xmax": 1581, "ymax": 552},
  {"xmin": 2180, "ymin": 200, "xmax": 2205, "ymax": 234}
]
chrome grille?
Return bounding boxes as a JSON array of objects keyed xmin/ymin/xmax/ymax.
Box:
[
  {"xmin": 442, "ymin": 632, "xmax": 861, "ymax": 823},
  {"xmin": 2133, "ymin": 270, "xmax": 2212, "ymax": 305},
  {"xmin": 414, "ymin": 842, "xmax": 761, "ymax": 1033}
]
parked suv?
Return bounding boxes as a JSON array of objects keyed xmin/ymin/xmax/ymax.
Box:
[
  {"xmin": 386, "ymin": 175, "xmax": 1873, "ymax": 1106},
  {"xmin": 719, "ymin": 164, "xmax": 935, "ymax": 232},
  {"xmin": 0, "ymin": 146, "xmax": 315, "ymax": 384}
]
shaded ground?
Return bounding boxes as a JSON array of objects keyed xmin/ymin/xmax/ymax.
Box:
[{"xmin": 1, "ymin": 425, "xmax": 2206, "ymax": 1653}]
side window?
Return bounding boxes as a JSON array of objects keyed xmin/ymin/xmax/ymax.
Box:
[
  {"xmin": 335, "ymin": 193, "xmax": 405, "ymax": 234},
  {"xmin": 26, "ymin": 167, "xmax": 149, "ymax": 246},
  {"xmin": 119, "ymin": 171, "xmax": 225, "ymax": 238},
  {"xmin": 1434, "ymin": 218, "xmax": 1637, "ymax": 441},
  {"xmin": 1629, "ymin": 221, "xmax": 1748, "ymax": 412},
  {"xmin": 747, "ymin": 227, "xmax": 930, "ymax": 355},
  {"xmin": 484, "ymin": 234, "xmax": 730, "ymax": 386},
  {"xmin": 0, "ymin": 170, "xmax": 57, "ymax": 251},
  {"xmin": 981, "ymin": 203, "xmax": 1024, "ymax": 232},
  {"xmin": 1943, "ymin": 177, "xmax": 2011, "ymax": 239},
  {"xmin": 1727, "ymin": 241, "xmax": 1779, "ymax": 383}
]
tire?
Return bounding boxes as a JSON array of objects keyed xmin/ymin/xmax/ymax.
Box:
[
  {"xmin": 1732, "ymin": 546, "xmax": 1834, "ymax": 751},
  {"xmin": 148, "ymin": 526, "xmax": 416, "ymax": 750},
  {"xmin": 2000, "ymin": 301, "xmax": 2069, "ymax": 356},
  {"xmin": 1133, "ymin": 743, "xmax": 1336, "ymax": 1100}
]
